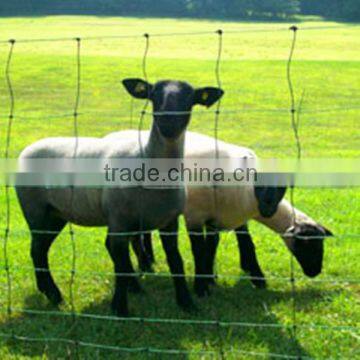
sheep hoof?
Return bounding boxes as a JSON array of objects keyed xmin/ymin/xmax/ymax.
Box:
[
  {"xmin": 113, "ymin": 308, "xmax": 129, "ymax": 317},
  {"xmin": 128, "ymin": 278, "xmax": 144, "ymax": 294},
  {"xmin": 250, "ymin": 276, "xmax": 267, "ymax": 289},
  {"xmin": 41, "ymin": 287, "xmax": 63, "ymax": 306},
  {"xmin": 194, "ymin": 281, "xmax": 211, "ymax": 298},
  {"xmin": 139, "ymin": 264, "xmax": 154, "ymax": 273},
  {"xmin": 111, "ymin": 302, "xmax": 129, "ymax": 317},
  {"xmin": 180, "ymin": 301, "xmax": 197, "ymax": 314},
  {"xmin": 177, "ymin": 294, "xmax": 197, "ymax": 313}
]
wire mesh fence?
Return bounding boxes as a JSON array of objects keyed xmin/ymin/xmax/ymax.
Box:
[{"xmin": 1, "ymin": 24, "xmax": 359, "ymax": 358}]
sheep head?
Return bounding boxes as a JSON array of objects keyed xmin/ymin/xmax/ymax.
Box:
[
  {"xmin": 122, "ymin": 78, "xmax": 223, "ymax": 139},
  {"xmin": 284, "ymin": 222, "xmax": 333, "ymax": 277}
]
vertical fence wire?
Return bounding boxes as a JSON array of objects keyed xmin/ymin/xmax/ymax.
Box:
[
  {"xmin": 137, "ymin": 34, "xmax": 151, "ymax": 355},
  {"xmin": 213, "ymin": 29, "xmax": 225, "ymax": 359},
  {"xmin": 137, "ymin": 33, "xmax": 150, "ymax": 268},
  {"xmin": 287, "ymin": 25, "xmax": 300, "ymax": 351},
  {"xmin": 138, "ymin": 33, "xmax": 150, "ymax": 157},
  {"xmin": 288, "ymin": 26, "xmax": 301, "ymax": 160},
  {"xmin": 211, "ymin": 29, "xmax": 224, "ymax": 285},
  {"xmin": 3, "ymin": 39, "xmax": 16, "ymax": 330},
  {"xmin": 214, "ymin": 29, "xmax": 223, "ymax": 160},
  {"xmin": 67, "ymin": 37, "xmax": 81, "ymax": 358}
]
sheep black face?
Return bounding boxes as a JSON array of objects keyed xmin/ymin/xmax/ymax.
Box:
[
  {"xmin": 123, "ymin": 78, "xmax": 224, "ymax": 139},
  {"xmin": 284, "ymin": 223, "xmax": 333, "ymax": 277}
]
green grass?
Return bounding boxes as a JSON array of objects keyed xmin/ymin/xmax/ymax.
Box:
[{"xmin": 0, "ymin": 16, "xmax": 359, "ymax": 359}]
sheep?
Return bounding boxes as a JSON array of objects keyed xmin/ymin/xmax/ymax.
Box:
[
  {"xmin": 104, "ymin": 130, "xmax": 332, "ymax": 295},
  {"xmin": 16, "ymin": 78, "xmax": 224, "ymax": 316},
  {"xmin": 195, "ymin": 199, "xmax": 332, "ymax": 294}
]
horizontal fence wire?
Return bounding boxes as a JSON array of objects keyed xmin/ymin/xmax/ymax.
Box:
[
  {"xmin": 4, "ymin": 265, "xmax": 360, "ymax": 284},
  {"xmin": 0, "ymin": 24, "xmax": 359, "ymax": 44},
  {"xmin": 2, "ymin": 228, "xmax": 359, "ymax": 240},
  {"xmin": 1, "ymin": 24, "xmax": 359, "ymax": 359},
  {"xmin": 0, "ymin": 332, "xmax": 310, "ymax": 359},
  {"xmin": 1, "ymin": 106, "xmax": 359, "ymax": 122},
  {"xmin": 0, "ymin": 308, "xmax": 357, "ymax": 333}
]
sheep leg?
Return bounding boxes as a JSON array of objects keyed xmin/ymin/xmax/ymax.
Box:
[
  {"xmin": 203, "ymin": 229, "xmax": 220, "ymax": 286},
  {"xmin": 143, "ymin": 232, "xmax": 155, "ymax": 264},
  {"xmin": 159, "ymin": 219, "xmax": 195, "ymax": 312},
  {"xmin": 189, "ymin": 229, "xmax": 210, "ymax": 297},
  {"xmin": 111, "ymin": 236, "xmax": 142, "ymax": 293},
  {"xmin": 130, "ymin": 233, "xmax": 154, "ymax": 273},
  {"xmin": 105, "ymin": 232, "xmax": 134, "ymax": 316},
  {"xmin": 30, "ymin": 215, "xmax": 66, "ymax": 306},
  {"xmin": 235, "ymin": 224, "xmax": 266, "ymax": 289}
]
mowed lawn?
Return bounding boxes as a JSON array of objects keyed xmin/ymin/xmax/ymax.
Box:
[{"xmin": 0, "ymin": 16, "xmax": 359, "ymax": 359}]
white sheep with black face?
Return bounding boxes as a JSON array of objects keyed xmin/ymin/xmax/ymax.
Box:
[
  {"xmin": 16, "ymin": 79, "xmax": 224, "ymax": 316},
  {"xmin": 104, "ymin": 130, "xmax": 332, "ymax": 295}
]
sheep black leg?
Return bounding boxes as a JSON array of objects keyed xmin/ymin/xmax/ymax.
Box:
[
  {"xmin": 235, "ymin": 224, "xmax": 266, "ymax": 289},
  {"xmin": 143, "ymin": 232, "xmax": 155, "ymax": 264},
  {"xmin": 159, "ymin": 219, "xmax": 195, "ymax": 312},
  {"xmin": 189, "ymin": 229, "xmax": 210, "ymax": 297},
  {"xmin": 130, "ymin": 233, "xmax": 154, "ymax": 273},
  {"xmin": 203, "ymin": 228, "xmax": 220, "ymax": 286},
  {"xmin": 30, "ymin": 215, "xmax": 66, "ymax": 306},
  {"xmin": 106, "ymin": 233, "xmax": 134, "ymax": 316},
  {"xmin": 110, "ymin": 235, "xmax": 142, "ymax": 293}
]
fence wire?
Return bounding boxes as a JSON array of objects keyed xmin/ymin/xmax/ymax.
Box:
[
  {"xmin": 1, "ymin": 25, "xmax": 359, "ymax": 359},
  {"xmin": 0, "ymin": 332, "xmax": 314, "ymax": 360},
  {"xmin": 3, "ymin": 264, "xmax": 360, "ymax": 284},
  {"xmin": 3, "ymin": 39, "xmax": 15, "ymax": 341},
  {"xmin": 1, "ymin": 227, "xmax": 360, "ymax": 239},
  {"xmin": 0, "ymin": 24, "xmax": 358, "ymax": 44},
  {"xmin": 213, "ymin": 29, "xmax": 225, "ymax": 360},
  {"xmin": 67, "ymin": 36, "xmax": 81, "ymax": 358},
  {"xmin": 1, "ymin": 106, "xmax": 360, "ymax": 123},
  {"xmin": 287, "ymin": 24, "xmax": 300, "ymax": 355}
]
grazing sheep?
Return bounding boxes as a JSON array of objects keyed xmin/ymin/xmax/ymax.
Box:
[
  {"xmin": 16, "ymin": 79, "xmax": 224, "ymax": 316},
  {"xmin": 198, "ymin": 199, "xmax": 332, "ymax": 294},
  {"xmin": 104, "ymin": 130, "xmax": 332, "ymax": 295}
]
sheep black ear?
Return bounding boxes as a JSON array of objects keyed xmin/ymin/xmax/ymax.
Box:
[
  {"xmin": 321, "ymin": 225, "xmax": 333, "ymax": 237},
  {"xmin": 122, "ymin": 78, "xmax": 153, "ymax": 99},
  {"xmin": 255, "ymin": 186, "xmax": 287, "ymax": 218},
  {"xmin": 193, "ymin": 87, "xmax": 224, "ymax": 107}
]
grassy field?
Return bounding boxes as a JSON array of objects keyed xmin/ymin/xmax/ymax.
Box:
[{"xmin": 0, "ymin": 16, "xmax": 359, "ymax": 359}]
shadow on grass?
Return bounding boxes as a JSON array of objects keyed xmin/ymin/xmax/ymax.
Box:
[{"xmin": 0, "ymin": 274, "xmax": 341, "ymax": 358}]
